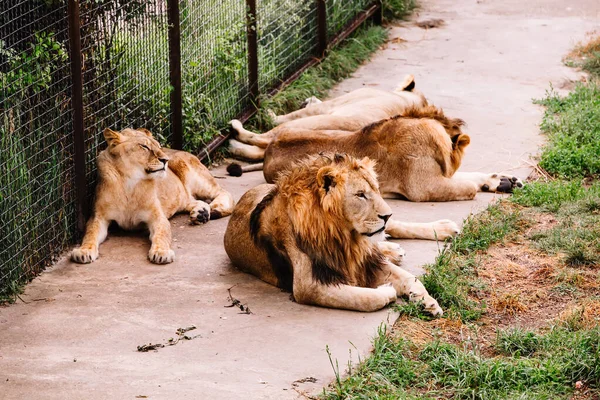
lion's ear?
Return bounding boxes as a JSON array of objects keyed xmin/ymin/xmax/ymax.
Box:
[
  {"xmin": 359, "ymin": 156, "xmax": 376, "ymax": 170},
  {"xmin": 451, "ymin": 133, "xmax": 470, "ymax": 150},
  {"xmin": 103, "ymin": 128, "xmax": 121, "ymax": 147},
  {"xmin": 137, "ymin": 128, "xmax": 154, "ymax": 138},
  {"xmin": 317, "ymin": 166, "xmax": 337, "ymax": 193}
]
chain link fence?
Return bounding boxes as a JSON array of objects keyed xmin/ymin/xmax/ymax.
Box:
[{"xmin": 0, "ymin": 0, "xmax": 382, "ymax": 300}]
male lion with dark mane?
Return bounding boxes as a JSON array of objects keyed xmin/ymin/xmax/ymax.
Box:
[
  {"xmin": 71, "ymin": 128, "xmax": 234, "ymax": 265},
  {"xmin": 229, "ymin": 105, "xmax": 523, "ymax": 202},
  {"xmin": 224, "ymin": 153, "xmax": 446, "ymax": 314}
]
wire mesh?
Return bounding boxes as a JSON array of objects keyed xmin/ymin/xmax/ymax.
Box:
[
  {"xmin": 326, "ymin": 0, "xmax": 372, "ymax": 38},
  {"xmin": 0, "ymin": 1, "xmax": 75, "ymax": 300},
  {"xmin": 0, "ymin": 0, "xmax": 377, "ymax": 298},
  {"xmin": 78, "ymin": 0, "xmax": 171, "ymax": 196},
  {"xmin": 257, "ymin": 0, "xmax": 318, "ymax": 93},
  {"xmin": 179, "ymin": 0, "xmax": 250, "ymax": 152}
]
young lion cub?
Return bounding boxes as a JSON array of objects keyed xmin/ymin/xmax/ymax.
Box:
[{"xmin": 71, "ymin": 128, "xmax": 235, "ymax": 264}]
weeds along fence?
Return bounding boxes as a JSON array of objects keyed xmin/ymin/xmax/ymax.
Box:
[{"xmin": 0, "ymin": 0, "xmax": 383, "ymax": 299}]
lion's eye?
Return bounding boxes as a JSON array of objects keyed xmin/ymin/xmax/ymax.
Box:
[
  {"xmin": 139, "ymin": 144, "xmax": 150, "ymax": 151},
  {"xmin": 356, "ymin": 192, "xmax": 367, "ymax": 199}
]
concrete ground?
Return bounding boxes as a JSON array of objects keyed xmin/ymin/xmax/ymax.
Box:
[{"xmin": 1, "ymin": 1, "xmax": 598, "ymax": 399}]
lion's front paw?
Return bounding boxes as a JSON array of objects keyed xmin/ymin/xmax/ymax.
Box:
[
  {"xmin": 481, "ymin": 174, "xmax": 524, "ymax": 193},
  {"xmin": 149, "ymin": 247, "xmax": 175, "ymax": 264},
  {"xmin": 377, "ymin": 282, "xmax": 398, "ymax": 303},
  {"xmin": 422, "ymin": 295, "xmax": 443, "ymax": 317},
  {"xmin": 71, "ymin": 247, "xmax": 98, "ymax": 264},
  {"xmin": 378, "ymin": 241, "xmax": 406, "ymax": 264},
  {"xmin": 409, "ymin": 291, "xmax": 443, "ymax": 317},
  {"xmin": 431, "ymin": 219, "xmax": 461, "ymax": 240},
  {"xmin": 190, "ymin": 205, "xmax": 211, "ymax": 225}
]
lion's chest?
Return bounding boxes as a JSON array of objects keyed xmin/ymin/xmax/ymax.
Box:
[{"xmin": 108, "ymin": 205, "xmax": 153, "ymax": 230}]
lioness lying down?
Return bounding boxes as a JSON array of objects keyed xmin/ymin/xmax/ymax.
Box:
[
  {"xmin": 224, "ymin": 153, "xmax": 448, "ymax": 314},
  {"xmin": 71, "ymin": 128, "xmax": 235, "ymax": 264},
  {"xmin": 229, "ymin": 106, "xmax": 523, "ymax": 202},
  {"xmin": 228, "ymin": 74, "xmax": 426, "ymax": 162}
]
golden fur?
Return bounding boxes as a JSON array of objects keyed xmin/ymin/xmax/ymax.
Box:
[
  {"xmin": 227, "ymin": 74, "xmax": 427, "ymax": 161},
  {"xmin": 232, "ymin": 105, "xmax": 523, "ymax": 202},
  {"xmin": 71, "ymin": 128, "xmax": 235, "ymax": 264},
  {"xmin": 224, "ymin": 153, "xmax": 443, "ymax": 314}
]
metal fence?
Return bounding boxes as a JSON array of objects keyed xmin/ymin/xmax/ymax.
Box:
[{"xmin": 0, "ymin": 0, "xmax": 383, "ymax": 300}]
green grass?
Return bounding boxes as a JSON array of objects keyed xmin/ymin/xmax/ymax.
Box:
[
  {"xmin": 323, "ymin": 324, "xmax": 600, "ymax": 399},
  {"xmin": 535, "ymin": 84, "xmax": 600, "ymax": 179},
  {"xmin": 394, "ymin": 202, "xmax": 523, "ymax": 322},
  {"xmin": 513, "ymin": 180, "xmax": 600, "ymax": 268},
  {"xmin": 534, "ymin": 36, "xmax": 600, "ymax": 179}
]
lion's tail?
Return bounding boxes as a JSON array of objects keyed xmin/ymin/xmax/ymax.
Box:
[
  {"xmin": 395, "ymin": 74, "xmax": 416, "ymax": 92},
  {"xmin": 227, "ymin": 162, "xmax": 264, "ymax": 177}
]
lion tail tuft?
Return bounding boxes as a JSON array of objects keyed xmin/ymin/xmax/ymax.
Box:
[{"xmin": 227, "ymin": 162, "xmax": 264, "ymax": 177}]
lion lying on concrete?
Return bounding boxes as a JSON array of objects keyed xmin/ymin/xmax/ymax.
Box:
[
  {"xmin": 224, "ymin": 153, "xmax": 446, "ymax": 314},
  {"xmin": 228, "ymin": 74, "xmax": 426, "ymax": 162},
  {"xmin": 71, "ymin": 128, "xmax": 235, "ymax": 264},
  {"xmin": 229, "ymin": 106, "xmax": 523, "ymax": 202}
]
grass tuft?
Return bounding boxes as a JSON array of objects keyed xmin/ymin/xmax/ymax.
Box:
[{"xmin": 420, "ymin": 202, "xmax": 523, "ymax": 321}]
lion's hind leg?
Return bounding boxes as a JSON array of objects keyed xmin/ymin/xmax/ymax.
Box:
[
  {"xmin": 228, "ymin": 139, "xmax": 265, "ymax": 161},
  {"xmin": 178, "ymin": 156, "xmax": 235, "ymax": 220},
  {"xmin": 187, "ymin": 199, "xmax": 211, "ymax": 225},
  {"xmin": 375, "ymin": 261, "xmax": 443, "ymax": 316},
  {"xmin": 230, "ymin": 119, "xmax": 273, "ymax": 148}
]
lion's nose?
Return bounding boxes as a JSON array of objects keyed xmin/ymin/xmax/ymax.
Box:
[
  {"xmin": 159, "ymin": 157, "xmax": 169, "ymax": 164},
  {"xmin": 379, "ymin": 214, "xmax": 392, "ymax": 223}
]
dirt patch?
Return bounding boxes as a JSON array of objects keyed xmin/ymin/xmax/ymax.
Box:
[{"xmin": 394, "ymin": 210, "xmax": 600, "ymax": 355}]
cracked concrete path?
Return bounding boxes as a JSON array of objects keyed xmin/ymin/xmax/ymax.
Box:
[{"xmin": 1, "ymin": 1, "xmax": 598, "ymax": 399}]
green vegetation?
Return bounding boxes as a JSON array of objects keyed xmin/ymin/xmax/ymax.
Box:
[
  {"xmin": 395, "ymin": 202, "xmax": 523, "ymax": 322},
  {"xmin": 535, "ymin": 35, "xmax": 600, "ymax": 179},
  {"xmin": 535, "ymin": 84, "xmax": 600, "ymax": 179},
  {"xmin": 0, "ymin": 31, "xmax": 75, "ymax": 302}
]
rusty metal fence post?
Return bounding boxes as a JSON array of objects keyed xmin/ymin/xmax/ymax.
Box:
[
  {"xmin": 67, "ymin": 0, "xmax": 88, "ymax": 232},
  {"xmin": 246, "ymin": 0, "xmax": 259, "ymax": 110},
  {"xmin": 167, "ymin": 0, "xmax": 183, "ymax": 150},
  {"xmin": 316, "ymin": 0, "xmax": 328, "ymax": 57},
  {"xmin": 372, "ymin": 0, "xmax": 383, "ymax": 25}
]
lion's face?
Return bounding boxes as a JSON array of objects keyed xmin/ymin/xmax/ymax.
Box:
[
  {"xmin": 317, "ymin": 156, "xmax": 392, "ymax": 240},
  {"xmin": 103, "ymin": 128, "xmax": 169, "ymax": 180}
]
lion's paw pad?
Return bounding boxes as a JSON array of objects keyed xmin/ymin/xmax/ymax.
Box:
[
  {"xmin": 71, "ymin": 247, "xmax": 98, "ymax": 264},
  {"xmin": 149, "ymin": 248, "xmax": 175, "ymax": 264},
  {"xmin": 191, "ymin": 207, "xmax": 210, "ymax": 225},
  {"xmin": 484, "ymin": 174, "xmax": 524, "ymax": 193}
]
